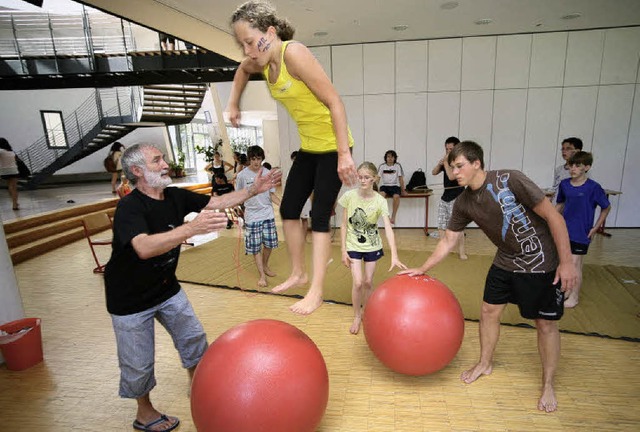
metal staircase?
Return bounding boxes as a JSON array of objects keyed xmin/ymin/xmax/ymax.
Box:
[
  {"xmin": 17, "ymin": 82, "xmax": 208, "ymax": 188},
  {"xmin": 140, "ymin": 83, "xmax": 208, "ymax": 125}
]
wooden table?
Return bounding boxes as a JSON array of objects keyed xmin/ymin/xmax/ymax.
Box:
[{"xmin": 400, "ymin": 190, "xmax": 433, "ymax": 236}]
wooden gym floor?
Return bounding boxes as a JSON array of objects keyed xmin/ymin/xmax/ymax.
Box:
[{"xmin": 1, "ymin": 182, "xmax": 639, "ymax": 431}]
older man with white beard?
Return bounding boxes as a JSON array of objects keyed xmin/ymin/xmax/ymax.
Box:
[{"xmin": 103, "ymin": 143, "xmax": 281, "ymax": 432}]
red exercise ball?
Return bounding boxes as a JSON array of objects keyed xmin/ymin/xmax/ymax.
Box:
[
  {"xmin": 363, "ymin": 274, "xmax": 464, "ymax": 376},
  {"xmin": 190, "ymin": 319, "xmax": 329, "ymax": 432}
]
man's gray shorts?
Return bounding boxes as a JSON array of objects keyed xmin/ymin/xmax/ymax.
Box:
[{"xmin": 111, "ymin": 289, "xmax": 208, "ymax": 399}]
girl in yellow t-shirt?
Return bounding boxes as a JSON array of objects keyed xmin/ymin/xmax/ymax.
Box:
[{"xmin": 338, "ymin": 162, "xmax": 406, "ymax": 334}]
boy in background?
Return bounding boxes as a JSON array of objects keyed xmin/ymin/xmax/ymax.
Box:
[
  {"xmin": 556, "ymin": 151, "xmax": 610, "ymax": 308},
  {"xmin": 550, "ymin": 137, "xmax": 583, "ymax": 202},
  {"xmin": 236, "ymin": 146, "xmax": 281, "ymax": 287}
]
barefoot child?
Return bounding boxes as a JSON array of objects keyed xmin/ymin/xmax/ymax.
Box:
[
  {"xmin": 339, "ymin": 162, "xmax": 406, "ymax": 334},
  {"xmin": 555, "ymin": 151, "xmax": 610, "ymax": 308},
  {"xmin": 235, "ymin": 145, "xmax": 281, "ymax": 287}
]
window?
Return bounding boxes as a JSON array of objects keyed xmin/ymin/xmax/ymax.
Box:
[{"xmin": 40, "ymin": 111, "xmax": 68, "ymax": 148}]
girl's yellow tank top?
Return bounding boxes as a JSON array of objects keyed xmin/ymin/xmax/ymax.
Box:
[{"xmin": 264, "ymin": 41, "xmax": 354, "ymax": 153}]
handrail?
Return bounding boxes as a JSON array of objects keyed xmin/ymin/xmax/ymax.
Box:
[{"xmin": 16, "ymin": 86, "xmax": 142, "ymax": 174}]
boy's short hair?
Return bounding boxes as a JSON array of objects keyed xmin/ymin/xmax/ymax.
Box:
[
  {"xmin": 247, "ymin": 145, "xmax": 265, "ymax": 160},
  {"xmin": 262, "ymin": 162, "xmax": 272, "ymax": 170},
  {"xmin": 562, "ymin": 137, "xmax": 583, "ymax": 150},
  {"xmin": 448, "ymin": 140, "xmax": 485, "ymax": 169},
  {"xmin": 568, "ymin": 151, "xmax": 593, "ymax": 166},
  {"xmin": 445, "ymin": 136, "xmax": 460, "ymax": 145}
]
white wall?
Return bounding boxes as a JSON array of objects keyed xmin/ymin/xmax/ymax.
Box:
[{"xmin": 276, "ymin": 27, "xmax": 640, "ymax": 228}]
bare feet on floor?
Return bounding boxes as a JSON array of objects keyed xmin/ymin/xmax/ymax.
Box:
[
  {"xmin": 350, "ymin": 315, "xmax": 362, "ymax": 334},
  {"xmin": 564, "ymin": 295, "xmax": 579, "ymax": 308},
  {"xmin": 257, "ymin": 278, "xmax": 267, "ymax": 287},
  {"xmin": 460, "ymin": 362, "xmax": 493, "ymax": 384},
  {"xmin": 459, "ymin": 253, "xmax": 468, "ymax": 260},
  {"xmin": 538, "ymin": 384, "xmax": 558, "ymax": 412},
  {"xmin": 264, "ymin": 267, "xmax": 276, "ymax": 277},
  {"xmin": 289, "ymin": 292, "xmax": 323, "ymax": 315},
  {"xmin": 271, "ymin": 274, "xmax": 308, "ymax": 294}
]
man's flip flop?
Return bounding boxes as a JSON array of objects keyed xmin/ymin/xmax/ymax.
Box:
[{"xmin": 132, "ymin": 414, "xmax": 180, "ymax": 432}]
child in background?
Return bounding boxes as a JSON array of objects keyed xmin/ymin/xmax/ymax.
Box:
[
  {"xmin": 556, "ymin": 151, "xmax": 610, "ymax": 308},
  {"xmin": 339, "ymin": 161, "xmax": 407, "ymax": 334},
  {"xmin": 211, "ymin": 173, "xmax": 235, "ymax": 228},
  {"xmin": 236, "ymin": 145, "xmax": 282, "ymax": 287},
  {"xmin": 377, "ymin": 150, "xmax": 406, "ymax": 224},
  {"xmin": 550, "ymin": 137, "xmax": 583, "ymax": 202}
]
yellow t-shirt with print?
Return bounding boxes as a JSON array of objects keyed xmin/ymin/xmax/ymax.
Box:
[
  {"xmin": 337, "ymin": 189, "xmax": 388, "ymax": 253},
  {"xmin": 264, "ymin": 41, "xmax": 354, "ymax": 153}
]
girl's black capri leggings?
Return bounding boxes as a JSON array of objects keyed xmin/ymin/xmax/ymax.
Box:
[{"xmin": 280, "ymin": 150, "xmax": 342, "ymax": 233}]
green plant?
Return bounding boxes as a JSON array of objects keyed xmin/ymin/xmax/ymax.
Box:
[
  {"xmin": 195, "ymin": 138, "xmax": 223, "ymax": 162},
  {"xmin": 230, "ymin": 136, "xmax": 252, "ymax": 155}
]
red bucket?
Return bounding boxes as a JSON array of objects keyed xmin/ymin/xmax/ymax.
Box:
[{"xmin": 0, "ymin": 318, "xmax": 43, "ymax": 371}]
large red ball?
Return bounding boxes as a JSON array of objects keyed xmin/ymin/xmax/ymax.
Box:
[
  {"xmin": 190, "ymin": 319, "xmax": 329, "ymax": 432},
  {"xmin": 363, "ymin": 274, "xmax": 464, "ymax": 376}
]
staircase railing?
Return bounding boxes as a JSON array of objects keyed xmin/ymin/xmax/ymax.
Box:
[{"xmin": 16, "ymin": 86, "xmax": 142, "ymax": 174}]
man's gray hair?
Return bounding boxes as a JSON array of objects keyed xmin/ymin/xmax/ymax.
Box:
[{"xmin": 121, "ymin": 143, "xmax": 156, "ymax": 185}]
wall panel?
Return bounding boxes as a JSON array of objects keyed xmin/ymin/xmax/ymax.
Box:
[
  {"xmin": 395, "ymin": 41, "xmax": 428, "ymax": 93},
  {"xmin": 616, "ymin": 84, "xmax": 640, "ymax": 226},
  {"xmin": 495, "ymin": 34, "xmax": 531, "ymax": 89},
  {"xmin": 461, "ymin": 36, "xmax": 496, "ymax": 90},
  {"xmin": 364, "ymin": 42, "xmax": 395, "ymax": 94},
  {"xmin": 332, "ymin": 44, "xmax": 363, "ymax": 96},
  {"xmin": 564, "ymin": 30, "xmax": 605, "ymax": 87},
  {"xmin": 363, "ymin": 94, "xmax": 395, "ymax": 164},
  {"xmin": 395, "ymin": 92, "xmax": 428, "ymax": 176},
  {"xmin": 490, "ymin": 89, "xmax": 527, "ymax": 171},
  {"xmin": 529, "ymin": 32, "xmax": 567, "ymax": 88},
  {"xmin": 428, "ymin": 38, "xmax": 462, "ymax": 91}
]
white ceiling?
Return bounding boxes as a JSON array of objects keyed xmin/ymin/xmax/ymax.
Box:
[{"xmin": 153, "ymin": 0, "xmax": 640, "ymax": 47}]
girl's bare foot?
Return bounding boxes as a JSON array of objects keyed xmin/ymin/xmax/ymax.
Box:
[
  {"xmin": 538, "ymin": 384, "xmax": 558, "ymax": 412},
  {"xmin": 350, "ymin": 315, "xmax": 362, "ymax": 334},
  {"xmin": 460, "ymin": 362, "xmax": 492, "ymax": 384},
  {"xmin": 289, "ymin": 292, "xmax": 323, "ymax": 315},
  {"xmin": 264, "ymin": 266, "xmax": 276, "ymax": 277},
  {"xmin": 272, "ymin": 274, "xmax": 308, "ymax": 294},
  {"xmin": 257, "ymin": 278, "xmax": 267, "ymax": 287}
]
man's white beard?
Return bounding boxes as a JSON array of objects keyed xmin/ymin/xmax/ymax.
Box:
[{"xmin": 143, "ymin": 168, "xmax": 172, "ymax": 189}]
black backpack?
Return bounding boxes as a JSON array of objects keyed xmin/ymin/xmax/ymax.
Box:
[{"xmin": 406, "ymin": 169, "xmax": 427, "ymax": 192}]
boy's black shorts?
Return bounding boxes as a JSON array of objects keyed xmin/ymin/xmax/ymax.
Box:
[
  {"xmin": 570, "ymin": 241, "xmax": 589, "ymax": 255},
  {"xmin": 484, "ymin": 265, "xmax": 564, "ymax": 320}
]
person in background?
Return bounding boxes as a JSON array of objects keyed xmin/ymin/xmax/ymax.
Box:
[
  {"xmin": 211, "ymin": 173, "xmax": 235, "ymax": 229},
  {"xmin": 550, "ymin": 137, "xmax": 583, "ymax": 203},
  {"xmin": 400, "ymin": 141, "xmax": 576, "ymax": 413},
  {"xmin": 109, "ymin": 142, "xmax": 125, "ymax": 194},
  {"xmin": 104, "ymin": 143, "xmax": 280, "ymax": 432},
  {"xmin": 227, "ymin": 0, "xmax": 358, "ymax": 315},
  {"xmin": 555, "ymin": 151, "xmax": 610, "ymax": 308},
  {"xmin": 378, "ymin": 150, "xmax": 406, "ymax": 224},
  {"xmin": 431, "ymin": 136, "xmax": 467, "ymax": 259},
  {"xmin": 235, "ymin": 145, "xmax": 282, "ymax": 287},
  {"xmin": 0, "ymin": 137, "xmax": 20, "ymax": 210}
]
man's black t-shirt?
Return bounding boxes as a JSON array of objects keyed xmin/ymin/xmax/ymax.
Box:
[{"xmin": 104, "ymin": 187, "xmax": 209, "ymax": 315}]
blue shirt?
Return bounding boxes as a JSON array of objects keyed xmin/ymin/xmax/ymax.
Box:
[{"xmin": 557, "ymin": 178, "xmax": 610, "ymax": 245}]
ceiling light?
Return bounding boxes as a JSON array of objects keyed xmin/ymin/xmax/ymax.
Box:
[
  {"xmin": 440, "ymin": 1, "xmax": 459, "ymax": 10},
  {"xmin": 561, "ymin": 13, "xmax": 582, "ymax": 20},
  {"xmin": 392, "ymin": 25, "xmax": 409, "ymax": 31},
  {"xmin": 474, "ymin": 18, "xmax": 493, "ymax": 25},
  {"xmin": 313, "ymin": 31, "xmax": 328, "ymax": 37}
]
